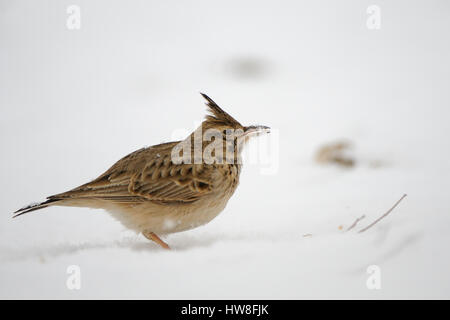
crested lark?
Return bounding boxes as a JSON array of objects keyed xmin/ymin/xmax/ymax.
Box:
[{"xmin": 14, "ymin": 93, "xmax": 270, "ymax": 249}]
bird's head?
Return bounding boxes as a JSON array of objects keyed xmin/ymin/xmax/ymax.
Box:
[
  {"xmin": 172, "ymin": 93, "xmax": 269, "ymax": 165},
  {"xmin": 200, "ymin": 93, "xmax": 270, "ymax": 162}
]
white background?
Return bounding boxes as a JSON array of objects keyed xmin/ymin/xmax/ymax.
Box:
[{"xmin": 1, "ymin": 0, "xmax": 449, "ymax": 298}]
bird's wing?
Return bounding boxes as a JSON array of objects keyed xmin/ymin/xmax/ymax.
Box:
[{"xmin": 49, "ymin": 142, "xmax": 214, "ymax": 204}]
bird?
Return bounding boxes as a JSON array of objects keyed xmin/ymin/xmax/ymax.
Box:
[{"xmin": 13, "ymin": 93, "xmax": 270, "ymax": 249}]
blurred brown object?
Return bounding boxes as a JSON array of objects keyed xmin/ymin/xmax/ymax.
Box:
[{"xmin": 315, "ymin": 140, "xmax": 355, "ymax": 168}]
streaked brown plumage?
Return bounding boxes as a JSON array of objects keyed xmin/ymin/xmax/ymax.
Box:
[{"xmin": 13, "ymin": 93, "xmax": 270, "ymax": 249}]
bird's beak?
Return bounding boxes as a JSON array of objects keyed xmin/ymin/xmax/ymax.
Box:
[{"xmin": 242, "ymin": 125, "xmax": 271, "ymax": 137}]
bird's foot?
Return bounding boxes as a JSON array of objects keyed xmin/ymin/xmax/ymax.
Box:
[{"xmin": 142, "ymin": 230, "xmax": 171, "ymax": 250}]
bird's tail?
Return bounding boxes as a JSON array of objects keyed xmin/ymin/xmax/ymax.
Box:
[{"xmin": 13, "ymin": 199, "xmax": 60, "ymax": 218}]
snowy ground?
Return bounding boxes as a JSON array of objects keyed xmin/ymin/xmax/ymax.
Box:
[{"xmin": 1, "ymin": 0, "xmax": 450, "ymax": 299}]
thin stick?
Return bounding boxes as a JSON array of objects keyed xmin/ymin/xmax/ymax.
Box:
[
  {"xmin": 358, "ymin": 194, "xmax": 407, "ymax": 233},
  {"xmin": 346, "ymin": 215, "xmax": 366, "ymax": 232}
]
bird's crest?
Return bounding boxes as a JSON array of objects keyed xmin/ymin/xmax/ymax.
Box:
[{"xmin": 201, "ymin": 93, "xmax": 242, "ymax": 127}]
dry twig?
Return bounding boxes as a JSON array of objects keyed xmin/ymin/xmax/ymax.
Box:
[
  {"xmin": 358, "ymin": 194, "xmax": 407, "ymax": 233},
  {"xmin": 346, "ymin": 215, "xmax": 366, "ymax": 232}
]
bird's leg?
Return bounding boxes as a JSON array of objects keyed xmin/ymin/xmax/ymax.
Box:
[{"xmin": 142, "ymin": 230, "xmax": 171, "ymax": 250}]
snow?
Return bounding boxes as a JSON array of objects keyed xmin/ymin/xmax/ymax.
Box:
[{"xmin": 1, "ymin": 0, "xmax": 450, "ymax": 299}]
